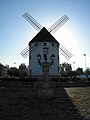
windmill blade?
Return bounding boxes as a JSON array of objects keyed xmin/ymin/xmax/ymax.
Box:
[
  {"xmin": 59, "ymin": 45, "xmax": 73, "ymax": 60},
  {"xmin": 23, "ymin": 12, "xmax": 43, "ymax": 31},
  {"xmin": 20, "ymin": 46, "xmax": 29, "ymax": 58},
  {"xmin": 48, "ymin": 15, "xmax": 69, "ymax": 34}
]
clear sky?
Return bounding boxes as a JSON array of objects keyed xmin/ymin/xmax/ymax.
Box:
[{"xmin": 0, "ymin": 0, "xmax": 90, "ymax": 70}]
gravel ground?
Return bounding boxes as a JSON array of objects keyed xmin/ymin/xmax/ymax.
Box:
[{"xmin": 0, "ymin": 81, "xmax": 90, "ymax": 120}]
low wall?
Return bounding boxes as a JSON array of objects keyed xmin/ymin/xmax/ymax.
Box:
[{"xmin": 30, "ymin": 75, "xmax": 60, "ymax": 81}]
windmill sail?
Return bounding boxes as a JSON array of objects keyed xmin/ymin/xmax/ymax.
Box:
[
  {"xmin": 48, "ymin": 15, "xmax": 69, "ymax": 34},
  {"xmin": 59, "ymin": 45, "xmax": 73, "ymax": 60},
  {"xmin": 20, "ymin": 46, "xmax": 29, "ymax": 58},
  {"xmin": 23, "ymin": 12, "xmax": 43, "ymax": 31},
  {"xmin": 21, "ymin": 12, "xmax": 73, "ymax": 60},
  {"xmin": 20, "ymin": 42, "xmax": 42, "ymax": 58}
]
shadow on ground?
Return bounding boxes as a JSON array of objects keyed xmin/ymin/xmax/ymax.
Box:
[{"xmin": 0, "ymin": 82, "xmax": 89, "ymax": 120}]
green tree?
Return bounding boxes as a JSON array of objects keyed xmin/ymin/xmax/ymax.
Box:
[
  {"xmin": 76, "ymin": 67, "xmax": 83, "ymax": 76},
  {"xmin": 84, "ymin": 68, "xmax": 90, "ymax": 78},
  {"xmin": 0, "ymin": 63, "xmax": 4, "ymax": 76},
  {"xmin": 60, "ymin": 62, "xmax": 72, "ymax": 72},
  {"xmin": 84, "ymin": 68, "xmax": 90, "ymax": 75},
  {"xmin": 60, "ymin": 62, "xmax": 72, "ymax": 77},
  {"xmin": 19, "ymin": 63, "xmax": 28, "ymax": 78},
  {"xmin": 8, "ymin": 67, "xmax": 19, "ymax": 78}
]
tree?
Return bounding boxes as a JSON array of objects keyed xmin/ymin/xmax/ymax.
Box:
[
  {"xmin": 19, "ymin": 63, "xmax": 28, "ymax": 78},
  {"xmin": 84, "ymin": 68, "xmax": 90, "ymax": 78},
  {"xmin": 76, "ymin": 67, "xmax": 83, "ymax": 76},
  {"xmin": 8, "ymin": 67, "xmax": 19, "ymax": 78},
  {"xmin": 60, "ymin": 62, "xmax": 72, "ymax": 72},
  {"xmin": 60, "ymin": 62, "xmax": 72, "ymax": 77},
  {"xmin": 0, "ymin": 63, "xmax": 4, "ymax": 76},
  {"xmin": 84, "ymin": 68, "xmax": 90, "ymax": 75}
]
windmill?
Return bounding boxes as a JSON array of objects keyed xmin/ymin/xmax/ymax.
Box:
[{"xmin": 20, "ymin": 12, "xmax": 73, "ymax": 79}]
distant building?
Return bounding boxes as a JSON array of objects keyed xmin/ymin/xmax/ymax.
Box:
[
  {"xmin": 77, "ymin": 75, "xmax": 90, "ymax": 78},
  {"xmin": 2, "ymin": 65, "xmax": 9, "ymax": 77}
]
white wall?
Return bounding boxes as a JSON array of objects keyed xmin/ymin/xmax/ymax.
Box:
[{"xmin": 29, "ymin": 42, "xmax": 60, "ymax": 76}]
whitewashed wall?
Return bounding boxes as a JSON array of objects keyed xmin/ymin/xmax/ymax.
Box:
[{"xmin": 29, "ymin": 42, "xmax": 60, "ymax": 77}]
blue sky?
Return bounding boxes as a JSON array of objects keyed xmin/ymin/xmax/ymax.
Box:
[{"xmin": 0, "ymin": 0, "xmax": 90, "ymax": 70}]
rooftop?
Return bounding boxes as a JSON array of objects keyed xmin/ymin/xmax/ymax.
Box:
[{"xmin": 29, "ymin": 27, "xmax": 59, "ymax": 45}]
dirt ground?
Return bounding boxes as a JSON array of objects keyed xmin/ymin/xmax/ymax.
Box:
[{"xmin": 0, "ymin": 81, "xmax": 90, "ymax": 120}]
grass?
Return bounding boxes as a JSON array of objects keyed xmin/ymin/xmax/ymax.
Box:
[
  {"xmin": 0, "ymin": 80, "xmax": 90, "ymax": 120},
  {"xmin": 65, "ymin": 87, "xmax": 90, "ymax": 120}
]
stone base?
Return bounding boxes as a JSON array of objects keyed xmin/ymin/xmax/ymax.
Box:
[{"xmin": 38, "ymin": 88, "xmax": 53, "ymax": 97}]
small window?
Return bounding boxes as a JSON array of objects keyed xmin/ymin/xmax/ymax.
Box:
[
  {"xmin": 35, "ymin": 42, "xmax": 38, "ymax": 46},
  {"xmin": 58, "ymin": 67, "xmax": 59, "ymax": 71},
  {"xmin": 57, "ymin": 44, "xmax": 59, "ymax": 48},
  {"xmin": 52, "ymin": 43, "xmax": 54, "ymax": 47},
  {"xmin": 30, "ymin": 55, "xmax": 31, "ymax": 60},
  {"xmin": 44, "ymin": 42, "xmax": 47, "ymax": 46},
  {"xmin": 58, "ymin": 55, "xmax": 59, "ymax": 60}
]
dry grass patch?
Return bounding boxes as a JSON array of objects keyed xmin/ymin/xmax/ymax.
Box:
[{"xmin": 65, "ymin": 87, "xmax": 90, "ymax": 120}]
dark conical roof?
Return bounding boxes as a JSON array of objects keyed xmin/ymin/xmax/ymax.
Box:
[{"xmin": 29, "ymin": 27, "xmax": 59, "ymax": 44}]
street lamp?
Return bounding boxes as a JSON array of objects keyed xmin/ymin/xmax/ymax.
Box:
[
  {"xmin": 36, "ymin": 48, "xmax": 55, "ymax": 97},
  {"xmin": 37, "ymin": 54, "xmax": 41, "ymax": 64},
  {"xmin": 14, "ymin": 62, "xmax": 16, "ymax": 67},
  {"xmin": 83, "ymin": 54, "xmax": 86, "ymax": 69},
  {"xmin": 73, "ymin": 62, "xmax": 75, "ymax": 71},
  {"xmin": 43, "ymin": 47, "xmax": 49, "ymax": 62},
  {"xmin": 37, "ymin": 53, "xmax": 55, "ymax": 66},
  {"xmin": 50, "ymin": 54, "xmax": 55, "ymax": 65}
]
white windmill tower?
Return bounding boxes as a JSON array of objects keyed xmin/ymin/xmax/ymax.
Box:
[{"xmin": 20, "ymin": 12, "xmax": 73, "ymax": 80}]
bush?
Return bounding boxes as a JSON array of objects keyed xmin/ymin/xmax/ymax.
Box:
[
  {"xmin": 31, "ymin": 78, "xmax": 38, "ymax": 82},
  {"xmin": 52, "ymin": 78, "xmax": 59, "ymax": 82},
  {"xmin": 59, "ymin": 77, "xmax": 69, "ymax": 82}
]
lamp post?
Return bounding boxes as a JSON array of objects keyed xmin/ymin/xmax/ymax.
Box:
[
  {"xmin": 14, "ymin": 62, "xmax": 16, "ymax": 67},
  {"xmin": 73, "ymin": 62, "xmax": 75, "ymax": 71},
  {"xmin": 83, "ymin": 54, "xmax": 88, "ymax": 78},
  {"xmin": 83, "ymin": 54, "xmax": 86, "ymax": 69},
  {"xmin": 37, "ymin": 47, "xmax": 55, "ymax": 97}
]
